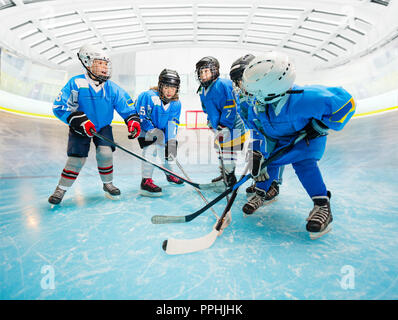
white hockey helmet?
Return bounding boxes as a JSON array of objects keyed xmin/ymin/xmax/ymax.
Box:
[
  {"xmin": 77, "ymin": 43, "xmax": 112, "ymax": 82},
  {"xmin": 242, "ymin": 51, "xmax": 296, "ymax": 104}
]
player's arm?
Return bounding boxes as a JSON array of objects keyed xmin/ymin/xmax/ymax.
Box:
[
  {"xmin": 113, "ymin": 86, "xmax": 141, "ymax": 139},
  {"xmin": 53, "ymin": 79, "xmax": 96, "ymax": 137},
  {"xmin": 136, "ymin": 92, "xmax": 155, "ymax": 132},
  {"xmin": 301, "ymin": 87, "xmax": 355, "ymax": 140},
  {"xmin": 320, "ymin": 87, "xmax": 355, "ymax": 131},
  {"xmin": 52, "ymin": 79, "xmax": 77, "ymax": 124},
  {"xmin": 219, "ymin": 92, "xmax": 237, "ymax": 129}
]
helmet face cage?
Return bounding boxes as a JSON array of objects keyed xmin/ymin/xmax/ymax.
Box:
[
  {"xmin": 195, "ymin": 57, "xmax": 220, "ymax": 87},
  {"xmin": 196, "ymin": 64, "xmax": 219, "ymax": 87},
  {"xmin": 230, "ymin": 54, "xmax": 255, "ymax": 96},
  {"xmin": 90, "ymin": 59, "xmax": 112, "ymax": 82},
  {"xmin": 78, "ymin": 45, "xmax": 112, "ymax": 82},
  {"xmin": 242, "ymin": 52, "xmax": 295, "ymax": 105},
  {"xmin": 158, "ymin": 69, "xmax": 180, "ymax": 103}
]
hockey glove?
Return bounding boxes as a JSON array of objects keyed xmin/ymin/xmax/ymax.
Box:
[
  {"xmin": 165, "ymin": 139, "xmax": 178, "ymax": 161},
  {"xmin": 67, "ymin": 111, "xmax": 96, "ymax": 138},
  {"xmin": 247, "ymin": 150, "xmax": 269, "ymax": 182},
  {"xmin": 125, "ymin": 114, "xmax": 141, "ymax": 139},
  {"xmin": 302, "ymin": 119, "xmax": 329, "ymax": 141},
  {"xmin": 137, "ymin": 128, "xmax": 164, "ymax": 149}
]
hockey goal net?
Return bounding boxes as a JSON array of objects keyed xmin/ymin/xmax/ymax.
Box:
[{"xmin": 185, "ymin": 110, "xmax": 209, "ymax": 129}]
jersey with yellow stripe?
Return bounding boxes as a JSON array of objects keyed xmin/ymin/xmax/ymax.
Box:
[
  {"xmin": 199, "ymin": 78, "xmax": 242, "ymax": 130},
  {"xmin": 52, "ymin": 74, "xmax": 137, "ymax": 131},
  {"xmin": 199, "ymin": 78, "xmax": 247, "ymax": 147},
  {"xmin": 135, "ymin": 89, "xmax": 181, "ymax": 142},
  {"xmin": 249, "ymin": 84, "xmax": 355, "ymax": 146}
]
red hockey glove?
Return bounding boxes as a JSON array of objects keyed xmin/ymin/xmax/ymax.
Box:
[
  {"xmin": 67, "ymin": 111, "xmax": 96, "ymax": 137},
  {"xmin": 125, "ymin": 114, "xmax": 141, "ymax": 139}
]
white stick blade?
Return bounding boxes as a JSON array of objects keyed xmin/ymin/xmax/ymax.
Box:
[{"xmin": 164, "ymin": 229, "xmax": 219, "ymax": 255}]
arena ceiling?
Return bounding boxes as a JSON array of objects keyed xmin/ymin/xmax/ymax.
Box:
[{"xmin": 0, "ymin": 0, "xmax": 397, "ymax": 70}]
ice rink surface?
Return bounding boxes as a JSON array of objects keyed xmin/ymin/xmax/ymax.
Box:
[{"xmin": 0, "ymin": 110, "xmax": 397, "ymax": 300}]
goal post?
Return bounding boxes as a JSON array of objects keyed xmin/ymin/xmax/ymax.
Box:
[{"xmin": 185, "ymin": 110, "xmax": 209, "ymax": 129}]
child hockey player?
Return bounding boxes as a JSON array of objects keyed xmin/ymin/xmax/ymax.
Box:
[
  {"xmin": 241, "ymin": 51, "xmax": 355, "ymax": 239},
  {"xmin": 48, "ymin": 43, "xmax": 140, "ymax": 205},
  {"xmin": 230, "ymin": 54, "xmax": 283, "ymax": 202},
  {"xmin": 135, "ymin": 69, "xmax": 183, "ymax": 197},
  {"xmin": 195, "ymin": 56, "xmax": 249, "ymax": 190}
]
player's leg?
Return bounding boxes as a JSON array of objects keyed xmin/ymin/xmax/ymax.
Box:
[
  {"xmin": 93, "ymin": 125, "xmax": 120, "ymax": 200},
  {"xmin": 211, "ymin": 126, "xmax": 249, "ymax": 190},
  {"xmin": 246, "ymin": 165, "xmax": 284, "ymax": 198},
  {"xmin": 211, "ymin": 144, "xmax": 238, "ymax": 190},
  {"xmin": 48, "ymin": 130, "xmax": 90, "ymax": 205},
  {"xmin": 292, "ymin": 159, "xmax": 332, "ymax": 238},
  {"xmin": 96, "ymin": 145, "xmax": 120, "ymax": 199},
  {"xmin": 242, "ymin": 165, "xmax": 280, "ymax": 215},
  {"xmin": 140, "ymin": 143, "xmax": 162, "ymax": 196},
  {"xmin": 163, "ymin": 140, "xmax": 183, "ymax": 185}
]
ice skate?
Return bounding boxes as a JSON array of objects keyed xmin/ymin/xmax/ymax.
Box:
[
  {"xmin": 209, "ymin": 168, "xmax": 237, "ymax": 192},
  {"xmin": 242, "ymin": 189, "xmax": 266, "ymax": 215},
  {"xmin": 48, "ymin": 186, "xmax": 66, "ymax": 207},
  {"xmin": 103, "ymin": 182, "xmax": 121, "ymax": 200},
  {"xmin": 242, "ymin": 182, "xmax": 279, "ymax": 215},
  {"xmin": 166, "ymin": 174, "xmax": 184, "ymax": 186},
  {"xmin": 306, "ymin": 191, "xmax": 332, "ymax": 240},
  {"xmin": 246, "ymin": 182, "xmax": 256, "ymax": 197},
  {"xmin": 140, "ymin": 178, "xmax": 163, "ymax": 197}
]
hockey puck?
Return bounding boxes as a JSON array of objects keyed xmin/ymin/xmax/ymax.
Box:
[{"xmin": 162, "ymin": 240, "xmax": 168, "ymax": 251}]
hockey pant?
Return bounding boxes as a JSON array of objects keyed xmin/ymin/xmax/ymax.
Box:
[{"xmin": 255, "ymin": 136, "xmax": 328, "ymax": 198}]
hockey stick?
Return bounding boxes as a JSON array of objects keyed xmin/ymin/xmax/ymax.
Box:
[
  {"xmin": 216, "ymin": 141, "xmax": 230, "ymax": 202},
  {"xmin": 153, "ymin": 132, "xmax": 307, "ymax": 225},
  {"xmin": 174, "ymin": 157, "xmax": 219, "ymax": 220},
  {"xmin": 151, "ymin": 166, "xmax": 251, "ymax": 224},
  {"xmin": 162, "ymin": 132, "xmax": 308, "ymax": 255},
  {"xmin": 162, "ymin": 169, "xmax": 247, "ymax": 255},
  {"xmin": 91, "ymin": 130, "xmax": 202, "ymax": 189}
]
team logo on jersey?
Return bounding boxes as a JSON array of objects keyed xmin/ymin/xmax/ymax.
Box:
[
  {"xmin": 126, "ymin": 98, "xmax": 134, "ymax": 107},
  {"xmin": 151, "ymin": 96, "xmax": 161, "ymax": 106}
]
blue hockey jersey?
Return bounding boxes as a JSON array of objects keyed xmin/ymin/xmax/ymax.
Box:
[
  {"xmin": 237, "ymin": 94, "xmax": 264, "ymax": 151},
  {"xmin": 135, "ymin": 89, "xmax": 181, "ymax": 142},
  {"xmin": 238, "ymin": 94, "xmax": 256, "ymax": 125},
  {"xmin": 248, "ymin": 84, "xmax": 355, "ymax": 156},
  {"xmin": 198, "ymin": 78, "xmax": 242, "ymax": 130},
  {"xmin": 198, "ymin": 78, "xmax": 248, "ymax": 148},
  {"xmin": 52, "ymin": 74, "xmax": 137, "ymax": 131}
]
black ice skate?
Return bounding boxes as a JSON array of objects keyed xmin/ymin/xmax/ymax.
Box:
[
  {"xmin": 166, "ymin": 174, "xmax": 184, "ymax": 185},
  {"xmin": 242, "ymin": 182, "xmax": 279, "ymax": 215},
  {"xmin": 48, "ymin": 186, "xmax": 66, "ymax": 206},
  {"xmin": 306, "ymin": 191, "xmax": 333, "ymax": 240},
  {"xmin": 103, "ymin": 182, "xmax": 121, "ymax": 200},
  {"xmin": 246, "ymin": 182, "xmax": 256, "ymax": 196},
  {"xmin": 140, "ymin": 178, "xmax": 163, "ymax": 197},
  {"xmin": 209, "ymin": 168, "xmax": 237, "ymax": 192}
]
